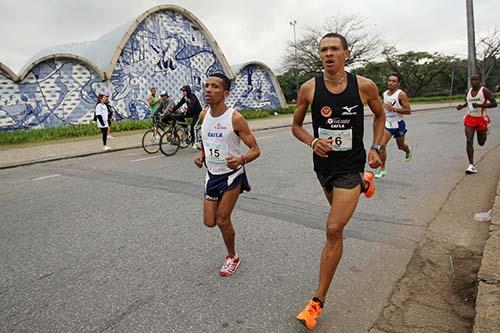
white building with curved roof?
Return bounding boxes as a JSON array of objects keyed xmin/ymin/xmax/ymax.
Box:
[{"xmin": 0, "ymin": 5, "xmax": 286, "ymax": 130}]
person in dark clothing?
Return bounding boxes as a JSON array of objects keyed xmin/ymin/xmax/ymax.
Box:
[
  {"xmin": 154, "ymin": 91, "xmax": 180, "ymax": 126},
  {"xmin": 172, "ymin": 85, "xmax": 202, "ymax": 147},
  {"xmin": 104, "ymin": 93, "xmax": 114, "ymax": 139},
  {"xmin": 94, "ymin": 93, "xmax": 111, "ymax": 151}
]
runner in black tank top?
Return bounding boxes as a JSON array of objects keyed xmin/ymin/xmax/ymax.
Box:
[
  {"xmin": 312, "ymin": 72, "xmax": 366, "ymax": 175},
  {"xmin": 292, "ymin": 33, "xmax": 386, "ymax": 330}
]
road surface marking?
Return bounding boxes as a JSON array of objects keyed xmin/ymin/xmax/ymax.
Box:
[
  {"xmin": 32, "ymin": 174, "xmax": 61, "ymax": 181},
  {"xmin": 130, "ymin": 156, "xmax": 161, "ymax": 163}
]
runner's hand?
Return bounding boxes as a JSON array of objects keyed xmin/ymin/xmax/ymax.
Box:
[
  {"xmin": 384, "ymin": 103, "xmax": 395, "ymax": 112},
  {"xmin": 368, "ymin": 150, "xmax": 382, "ymax": 169},
  {"xmin": 194, "ymin": 152, "xmax": 204, "ymax": 168},
  {"xmin": 225, "ymin": 156, "xmax": 241, "ymax": 169},
  {"xmin": 313, "ymin": 138, "xmax": 333, "ymax": 158},
  {"xmin": 456, "ymin": 104, "xmax": 464, "ymax": 110}
]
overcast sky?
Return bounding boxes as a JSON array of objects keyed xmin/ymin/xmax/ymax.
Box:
[{"xmin": 0, "ymin": 0, "xmax": 498, "ymax": 74}]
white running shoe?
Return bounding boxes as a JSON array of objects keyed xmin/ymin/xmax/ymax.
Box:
[
  {"xmin": 103, "ymin": 145, "xmax": 111, "ymax": 151},
  {"xmin": 107, "ymin": 135, "xmax": 115, "ymax": 139},
  {"xmin": 465, "ymin": 164, "xmax": 477, "ymax": 174},
  {"xmin": 219, "ymin": 254, "xmax": 241, "ymax": 277}
]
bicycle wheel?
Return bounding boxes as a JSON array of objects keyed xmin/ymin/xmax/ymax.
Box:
[
  {"xmin": 160, "ymin": 131, "xmax": 180, "ymax": 156},
  {"xmin": 142, "ymin": 128, "xmax": 161, "ymax": 154},
  {"xmin": 176, "ymin": 127, "xmax": 189, "ymax": 148}
]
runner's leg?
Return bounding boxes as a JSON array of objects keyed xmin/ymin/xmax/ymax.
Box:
[
  {"xmin": 395, "ymin": 135, "xmax": 410, "ymax": 154},
  {"xmin": 215, "ymin": 184, "xmax": 241, "ymax": 257},
  {"xmin": 315, "ymin": 186, "xmax": 361, "ymax": 302},
  {"xmin": 380, "ymin": 130, "xmax": 393, "ymax": 170},
  {"xmin": 465, "ymin": 126, "xmax": 475, "ymax": 164},
  {"xmin": 203, "ymin": 199, "xmax": 218, "ymax": 228},
  {"xmin": 477, "ymin": 130, "xmax": 487, "ymax": 146}
]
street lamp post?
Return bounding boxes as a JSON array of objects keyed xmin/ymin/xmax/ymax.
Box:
[
  {"xmin": 289, "ymin": 20, "xmax": 299, "ymax": 99},
  {"xmin": 466, "ymin": 0, "xmax": 477, "ymax": 87}
]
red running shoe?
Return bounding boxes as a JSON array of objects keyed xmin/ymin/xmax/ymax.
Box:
[{"xmin": 219, "ymin": 254, "xmax": 241, "ymax": 277}]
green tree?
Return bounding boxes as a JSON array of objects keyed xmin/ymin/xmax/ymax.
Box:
[
  {"xmin": 477, "ymin": 28, "xmax": 500, "ymax": 86},
  {"xmin": 382, "ymin": 48, "xmax": 456, "ymax": 97},
  {"xmin": 282, "ymin": 14, "xmax": 384, "ymax": 75},
  {"xmin": 353, "ymin": 61, "xmax": 392, "ymax": 94},
  {"xmin": 277, "ymin": 69, "xmax": 312, "ymax": 102}
]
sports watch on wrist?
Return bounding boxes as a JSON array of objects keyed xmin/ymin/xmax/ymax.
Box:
[{"xmin": 370, "ymin": 144, "xmax": 384, "ymax": 154}]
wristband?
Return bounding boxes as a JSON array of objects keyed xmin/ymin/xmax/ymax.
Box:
[{"xmin": 310, "ymin": 138, "xmax": 319, "ymax": 149}]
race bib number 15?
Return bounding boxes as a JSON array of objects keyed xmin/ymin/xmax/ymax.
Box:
[
  {"xmin": 318, "ymin": 128, "xmax": 352, "ymax": 151},
  {"xmin": 205, "ymin": 142, "xmax": 228, "ymax": 163}
]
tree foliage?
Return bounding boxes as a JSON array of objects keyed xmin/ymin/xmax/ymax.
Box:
[
  {"xmin": 382, "ymin": 48, "xmax": 456, "ymax": 97},
  {"xmin": 477, "ymin": 28, "xmax": 500, "ymax": 86},
  {"xmin": 281, "ymin": 14, "xmax": 384, "ymax": 75}
]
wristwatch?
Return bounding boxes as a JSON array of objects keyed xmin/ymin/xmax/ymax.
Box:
[{"xmin": 370, "ymin": 144, "xmax": 384, "ymax": 153}]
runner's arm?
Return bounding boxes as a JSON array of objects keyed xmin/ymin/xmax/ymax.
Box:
[
  {"xmin": 457, "ymin": 97, "xmax": 467, "ymax": 110},
  {"xmin": 359, "ymin": 77, "xmax": 385, "ymax": 146},
  {"xmin": 359, "ymin": 76, "xmax": 384, "ymax": 169},
  {"xmin": 292, "ymin": 79, "xmax": 332, "ymax": 158},
  {"xmin": 226, "ymin": 112, "xmax": 260, "ymax": 169},
  {"xmin": 396, "ymin": 91, "xmax": 411, "ymax": 115},
  {"xmin": 194, "ymin": 109, "xmax": 208, "ymax": 168},
  {"xmin": 292, "ymin": 80, "xmax": 314, "ymax": 146},
  {"xmin": 477, "ymin": 88, "xmax": 497, "ymax": 108}
]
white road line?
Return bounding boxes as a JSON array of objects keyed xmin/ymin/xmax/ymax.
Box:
[
  {"xmin": 121, "ymin": 152, "xmax": 143, "ymax": 157},
  {"xmin": 130, "ymin": 156, "xmax": 161, "ymax": 163},
  {"xmin": 32, "ymin": 174, "xmax": 61, "ymax": 181},
  {"xmin": 256, "ymin": 135, "xmax": 274, "ymax": 140}
]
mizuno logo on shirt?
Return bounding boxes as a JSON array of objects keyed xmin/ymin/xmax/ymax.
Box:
[{"xmin": 341, "ymin": 105, "xmax": 358, "ymax": 115}]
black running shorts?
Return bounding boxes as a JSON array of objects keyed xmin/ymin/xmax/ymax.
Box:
[{"xmin": 315, "ymin": 171, "xmax": 365, "ymax": 193}]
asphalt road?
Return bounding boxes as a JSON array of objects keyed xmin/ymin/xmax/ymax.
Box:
[{"xmin": 1, "ymin": 107, "xmax": 499, "ymax": 332}]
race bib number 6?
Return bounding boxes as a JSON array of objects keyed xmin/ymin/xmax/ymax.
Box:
[
  {"xmin": 318, "ymin": 128, "xmax": 352, "ymax": 151},
  {"xmin": 205, "ymin": 142, "xmax": 228, "ymax": 163}
]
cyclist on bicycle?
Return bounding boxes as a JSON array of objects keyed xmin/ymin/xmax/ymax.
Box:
[
  {"xmin": 152, "ymin": 91, "xmax": 178, "ymax": 126},
  {"xmin": 172, "ymin": 85, "xmax": 202, "ymax": 148}
]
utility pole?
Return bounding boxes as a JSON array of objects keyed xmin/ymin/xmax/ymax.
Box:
[
  {"xmin": 289, "ymin": 20, "xmax": 299, "ymax": 99},
  {"xmin": 449, "ymin": 66, "xmax": 455, "ymax": 106},
  {"xmin": 466, "ymin": 0, "xmax": 477, "ymax": 88}
]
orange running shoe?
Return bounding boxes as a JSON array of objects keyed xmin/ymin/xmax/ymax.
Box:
[
  {"xmin": 363, "ymin": 171, "xmax": 375, "ymax": 198},
  {"xmin": 297, "ymin": 299, "xmax": 323, "ymax": 330}
]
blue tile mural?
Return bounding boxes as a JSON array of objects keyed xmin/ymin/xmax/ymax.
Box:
[{"xmin": 0, "ymin": 8, "xmax": 285, "ymax": 131}]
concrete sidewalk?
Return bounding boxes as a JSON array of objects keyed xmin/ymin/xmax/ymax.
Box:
[
  {"xmin": 473, "ymin": 181, "xmax": 500, "ymax": 332},
  {"xmin": 0, "ymin": 102, "xmax": 453, "ymax": 169}
]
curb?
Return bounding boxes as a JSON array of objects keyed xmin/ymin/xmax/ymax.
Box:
[
  {"xmin": 0, "ymin": 121, "xmax": 311, "ymax": 170},
  {"xmin": 0, "ymin": 104, "xmax": 454, "ymax": 170},
  {"xmin": 473, "ymin": 181, "xmax": 500, "ymax": 332}
]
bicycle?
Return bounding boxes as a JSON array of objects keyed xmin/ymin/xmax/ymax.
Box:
[
  {"xmin": 159, "ymin": 118, "xmax": 182, "ymax": 157},
  {"xmin": 141, "ymin": 117, "xmax": 167, "ymax": 154},
  {"xmin": 175, "ymin": 120, "xmax": 193, "ymax": 148}
]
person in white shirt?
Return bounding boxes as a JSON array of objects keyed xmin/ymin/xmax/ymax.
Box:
[
  {"xmin": 94, "ymin": 93, "xmax": 111, "ymax": 151},
  {"xmin": 194, "ymin": 73, "xmax": 260, "ymax": 277},
  {"xmin": 456, "ymin": 74, "xmax": 497, "ymax": 174},
  {"xmin": 375, "ymin": 73, "xmax": 412, "ymax": 179}
]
